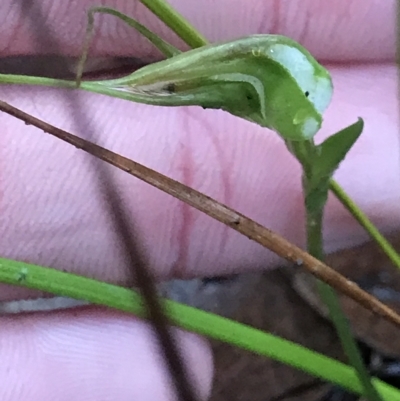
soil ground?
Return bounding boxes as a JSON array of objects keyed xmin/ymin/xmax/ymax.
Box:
[{"xmin": 208, "ymin": 232, "xmax": 400, "ymax": 401}]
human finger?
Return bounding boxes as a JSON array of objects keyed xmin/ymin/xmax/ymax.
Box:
[
  {"xmin": 0, "ymin": 307, "xmax": 213, "ymax": 401},
  {"xmin": 0, "ymin": 0, "xmax": 394, "ymax": 61}
]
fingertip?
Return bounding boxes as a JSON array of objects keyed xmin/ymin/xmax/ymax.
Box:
[{"xmin": 0, "ymin": 307, "xmax": 214, "ymax": 401}]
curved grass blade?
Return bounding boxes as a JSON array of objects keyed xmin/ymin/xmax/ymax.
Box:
[{"xmin": 76, "ymin": 6, "xmax": 181, "ymax": 86}]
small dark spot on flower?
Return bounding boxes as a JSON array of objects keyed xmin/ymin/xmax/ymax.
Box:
[
  {"xmin": 305, "ymin": 91, "xmax": 310, "ymax": 98},
  {"xmin": 164, "ymin": 83, "xmax": 176, "ymax": 93}
]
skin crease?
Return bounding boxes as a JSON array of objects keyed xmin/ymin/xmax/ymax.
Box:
[{"xmin": 0, "ymin": 0, "xmax": 399, "ymax": 400}]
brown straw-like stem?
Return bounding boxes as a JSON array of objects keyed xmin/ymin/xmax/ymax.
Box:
[{"xmin": 1, "ymin": 98, "xmax": 400, "ymax": 330}]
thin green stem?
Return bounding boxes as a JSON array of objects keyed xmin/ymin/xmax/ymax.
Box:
[
  {"xmin": 330, "ymin": 180, "xmax": 400, "ymax": 270},
  {"xmin": 304, "ymin": 185, "xmax": 382, "ymax": 401},
  {"xmin": 138, "ymin": 0, "xmax": 207, "ymax": 48},
  {"xmin": 0, "ymin": 74, "xmax": 76, "ymax": 89},
  {"xmin": 0, "ymin": 255, "xmax": 397, "ymax": 400}
]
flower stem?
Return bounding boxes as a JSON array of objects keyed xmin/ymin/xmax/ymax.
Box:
[{"xmin": 304, "ymin": 181, "xmax": 382, "ymax": 401}]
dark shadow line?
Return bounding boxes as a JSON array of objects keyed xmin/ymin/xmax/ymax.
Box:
[{"xmin": 14, "ymin": 2, "xmax": 198, "ymax": 401}]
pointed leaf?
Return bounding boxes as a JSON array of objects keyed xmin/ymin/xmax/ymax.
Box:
[{"xmin": 314, "ymin": 118, "xmax": 364, "ymax": 181}]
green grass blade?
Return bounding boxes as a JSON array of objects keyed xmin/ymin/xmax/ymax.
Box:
[
  {"xmin": 0, "ymin": 256, "xmax": 399, "ymax": 400},
  {"xmin": 138, "ymin": 0, "xmax": 207, "ymax": 48},
  {"xmin": 76, "ymin": 6, "xmax": 182, "ymax": 86},
  {"xmin": 89, "ymin": 7, "xmax": 181, "ymax": 58},
  {"xmin": 329, "ymin": 180, "xmax": 400, "ymax": 271}
]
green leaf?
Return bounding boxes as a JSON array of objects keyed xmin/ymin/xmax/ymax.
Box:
[{"xmin": 314, "ymin": 118, "xmax": 364, "ymax": 181}]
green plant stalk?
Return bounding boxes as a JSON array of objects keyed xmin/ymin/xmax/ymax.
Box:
[
  {"xmin": 0, "ymin": 256, "xmax": 398, "ymax": 400},
  {"xmin": 290, "ymin": 132, "xmax": 381, "ymax": 400},
  {"xmin": 293, "ymin": 133, "xmax": 382, "ymax": 401},
  {"xmin": 138, "ymin": 0, "xmax": 207, "ymax": 48},
  {"xmin": 329, "ymin": 180, "xmax": 400, "ymax": 270},
  {"xmin": 304, "ymin": 184, "xmax": 382, "ymax": 401}
]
